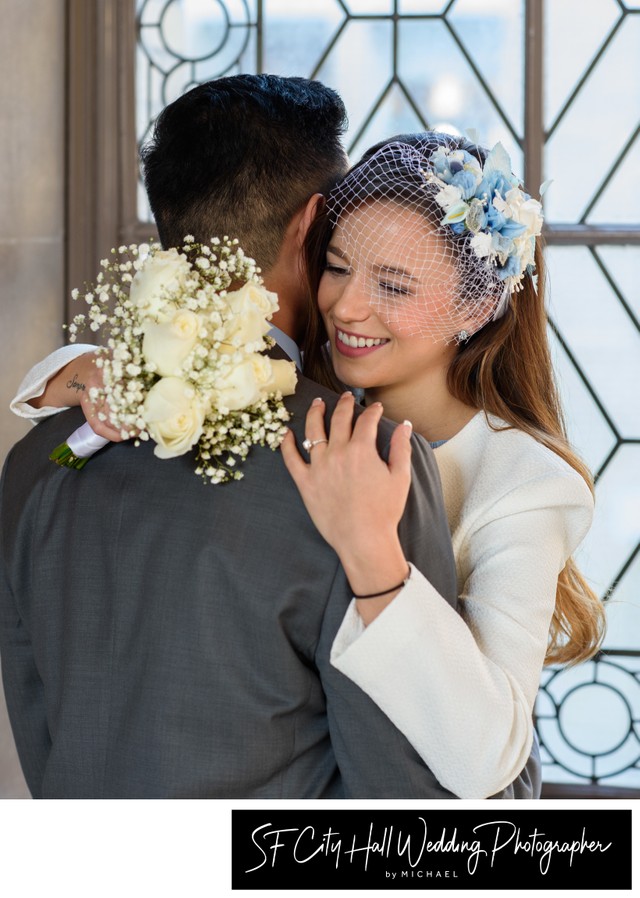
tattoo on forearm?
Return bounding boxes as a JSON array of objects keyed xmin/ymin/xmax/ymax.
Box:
[{"xmin": 66, "ymin": 373, "xmax": 85, "ymax": 393}]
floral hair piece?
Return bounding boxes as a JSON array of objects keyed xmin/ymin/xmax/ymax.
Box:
[
  {"xmin": 325, "ymin": 134, "xmax": 544, "ymax": 343},
  {"xmin": 425, "ymin": 142, "xmax": 544, "ymax": 303}
]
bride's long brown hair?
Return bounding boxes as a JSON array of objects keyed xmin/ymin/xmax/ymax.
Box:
[{"xmin": 303, "ymin": 132, "xmax": 605, "ymax": 666}]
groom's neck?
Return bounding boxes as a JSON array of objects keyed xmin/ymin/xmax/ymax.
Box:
[{"xmin": 262, "ymin": 267, "xmax": 306, "ymax": 346}]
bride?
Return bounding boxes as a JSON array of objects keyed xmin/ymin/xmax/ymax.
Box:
[{"xmin": 281, "ymin": 133, "xmax": 604, "ymax": 797}]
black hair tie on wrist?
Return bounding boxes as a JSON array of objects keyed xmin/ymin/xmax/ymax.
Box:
[{"xmin": 352, "ymin": 566, "xmax": 411, "ymax": 600}]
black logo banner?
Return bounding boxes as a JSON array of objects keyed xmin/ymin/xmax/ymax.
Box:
[{"xmin": 231, "ymin": 809, "xmax": 631, "ymax": 890}]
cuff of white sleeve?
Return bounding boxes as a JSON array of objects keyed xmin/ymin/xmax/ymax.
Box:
[
  {"xmin": 9, "ymin": 343, "xmax": 96, "ymax": 421},
  {"xmin": 10, "ymin": 396, "xmax": 71, "ymax": 421},
  {"xmin": 330, "ymin": 563, "xmax": 444, "ymax": 670}
]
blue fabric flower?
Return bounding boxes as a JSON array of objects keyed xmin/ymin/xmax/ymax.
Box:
[
  {"xmin": 498, "ymin": 220, "xmax": 528, "ymax": 239},
  {"xmin": 451, "ymin": 169, "xmax": 478, "ymax": 200},
  {"xmin": 485, "ymin": 204, "xmax": 507, "ymax": 232},
  {"xmin": 496, "ymin": 253, "xmax": 522, "ymax": 280}
]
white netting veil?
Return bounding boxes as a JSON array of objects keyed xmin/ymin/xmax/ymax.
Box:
[{"xmin": 324, "ymin": 133, "xmax": 543, "ymax": 343}]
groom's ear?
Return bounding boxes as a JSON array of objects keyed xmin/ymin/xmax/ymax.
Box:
[{"xmin": 296, "ymin": 193, "xmax": 325, "ymax": 246}]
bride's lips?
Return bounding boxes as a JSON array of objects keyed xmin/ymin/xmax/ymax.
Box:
[{"xmin": 333, "ymin": 327, "xmax": 390, "ymax": 358}]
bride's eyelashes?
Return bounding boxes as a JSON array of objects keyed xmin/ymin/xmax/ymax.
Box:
[
  {"xmin": 323, "ymin": 262, "xmax": 351, "ymax": 277},
  {"xmin": 379, "ymin": 280, "xmax": 413, "ymax": 297}
]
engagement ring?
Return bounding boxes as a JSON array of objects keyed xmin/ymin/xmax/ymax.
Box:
[{"xmin": 302, "ymin": 438, "xmax": 328, "ymax": 452}]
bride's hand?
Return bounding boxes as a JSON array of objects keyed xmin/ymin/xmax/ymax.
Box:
[
  {"xmin": 281, "ymin": 391, "xmax": 413, "ymax": 615},
  {"xmin": 30, "ymin": 351, "xmax": 124, "ymax": 442},
  {"xmin": 73, "ymin": 352, "xmax": 124, "ymax": 442}
]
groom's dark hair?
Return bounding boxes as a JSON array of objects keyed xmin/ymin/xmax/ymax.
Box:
[{"xmin": 141, "ymin": 74, "xmax": 349, "ymax": 270}]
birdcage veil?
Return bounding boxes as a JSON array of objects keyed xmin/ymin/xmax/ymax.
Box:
[{"xmin": 325, "ymin": 133, "xmax": 544, "ymax": 344}]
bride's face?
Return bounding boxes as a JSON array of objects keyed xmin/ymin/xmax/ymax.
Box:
[{"xmin": 318, "ymin": 200, "xmax": 467, "ymax": 392}]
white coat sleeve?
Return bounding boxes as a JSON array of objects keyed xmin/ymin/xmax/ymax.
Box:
[
  {"xmin": 9, "ymin": 344, "xmax": 97, "ymax": 421},
  {"xmin": 331, "ymin": 470, "xmax": 594, "ymax": 799}
]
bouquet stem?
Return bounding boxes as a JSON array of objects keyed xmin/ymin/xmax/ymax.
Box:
[
  {"xmin": 49, "ymin": 442, "xmax": 91, "ymax": 470},
  {"xmin": 50, "ymin": 422, "xmax": 110, "ymax": 471}
]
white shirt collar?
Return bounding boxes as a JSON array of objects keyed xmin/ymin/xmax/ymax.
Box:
[{"xmin": 268, "ymin": 325, "xmax": 302, "ymax": 371}]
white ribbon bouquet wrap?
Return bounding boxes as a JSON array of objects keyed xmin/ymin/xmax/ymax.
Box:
[{"xmin": 50, "ymin": 237, "xmax": 297, "ymax": 484}]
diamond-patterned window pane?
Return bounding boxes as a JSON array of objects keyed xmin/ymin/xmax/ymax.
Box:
[
  {"xmin": 262, "ymin": 0, "xmax": 344, "ymax": 75},
  {"xmin": 546, "ymin": 246, "xmax": 640, "ymax": 438},
  {"xmin": 586, "ymin": 133, "xmax": 640, "ymax": 225},
  {"xmin": 447, "ymin": 0, "xmax": 524, "ymax": 137},
  {"xmin": 579, "ymin": 444, "xmax": 640, "ymax": 608},
  {"xmin": 605, "ymin": 554, "xmax": 640, "ymax": 651},
  {"xmin": 544, "ymin": 0, "xmax": 622, "ymax": 132},
  {"xmin": 312, "ymin": 18, "xmax": 395, "ymax": 151},
  {"xmin": 544, "ymin": 13, "xmax": 640, "ymax": 222},
  {"xmin": 596, "ymin": 246, "xmax": 640, "ymax": 321},
  {"xmin": 548, "ymin": 329, "xmax": 617, "ymax": 475},
  {"xmin": 399, "ymin": 0, "xmax": 451, "ymax": 12},
  {"xmin": 396, "ymin": 17, "xmax": 522, "ymax": 170},
  {"xmin": 343, "ymin": 0, "xmax": 393, "ymax": 12}
]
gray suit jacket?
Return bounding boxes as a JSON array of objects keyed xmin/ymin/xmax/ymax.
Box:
[{"xmin": 0, "ymin": 354, "xmax": 539, "ymax": 798}]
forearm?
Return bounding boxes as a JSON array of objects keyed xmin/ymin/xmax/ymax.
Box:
[
  {"xmin": 10, "ymin": 343, "xmax": 97, "ymax": 420},
  {"xmin": 28, "ymin": 352, "xmax": 96, "ymax": 409},
  {"xmin": 336, "ymin": 532, "xmax": 410, "ymax": 625}
]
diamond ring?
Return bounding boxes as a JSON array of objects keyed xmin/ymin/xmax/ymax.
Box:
[{"xmin": 302, "ymin": 438, "xmax": 329, "ymax": 452}]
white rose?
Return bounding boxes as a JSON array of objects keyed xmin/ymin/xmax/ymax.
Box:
[
  {"xmin": 228, "ymin": 281, "xmax": 279, "ymax": 317},
  {"xmin": 142, "ymin": 376, "xmax": 205, "ymax": 459},
  {"xmin": 215, "ymin": 354, "xmax": 270, "ymax": 411},
  {"xmin": 142, "ymin": 310, "xmax": 200, "ymax": 375},
  {"xmin": 129, "ymin": 248, "xmax": 192, "ymax": 318},
  {"xmin": 221, "ymin": 282, "xmax": 278, "ymax": 346},
  {"xmin": 261, "ymin": 359, "xmax": 297, "ymax": 398}
]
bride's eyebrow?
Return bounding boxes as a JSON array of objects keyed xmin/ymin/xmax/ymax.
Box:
[
  {"xmin": 374, "ymin": 263, "xmax": 418, "ymax": 281},
  {"xmin": 326, "ymin": 244, "xmax": 349, "ymax": 260}
]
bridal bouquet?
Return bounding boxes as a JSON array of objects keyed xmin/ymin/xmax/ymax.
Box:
[{"xmin": 50, "ymin": 236, "xmax": 297, "ymax": 484}]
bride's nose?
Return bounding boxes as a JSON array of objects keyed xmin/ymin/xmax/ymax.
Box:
[{"xmin": 333, "ymin": 275, "xmax": 371, "ymax": 322}]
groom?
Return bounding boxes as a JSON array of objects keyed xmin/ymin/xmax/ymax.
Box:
[{"xmin": 1, "ymin": 75, "xmax": 538, "ymax": 798}]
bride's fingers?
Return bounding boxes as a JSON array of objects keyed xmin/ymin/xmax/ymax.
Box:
[
  {"xmin": 325, "ymin": 391, "xmax": 356, "ymax": 448},
  {"xmin": 80, "ymin": 392, "xmax": 123, "ymax": 442},
  {"xmin": 350, "ymin": 401, "xmax": 384, "ymax": 448},
  {"xmin": 280, "ymin": 428, "xmax": 308, "ymax": 485},
  {"xmin": 302, "ymin": 396, "xmax": 328, "ymax": 447},
  {"xmin": 388, "ymin": 420, "xmax": 413, "ymax": 487}
]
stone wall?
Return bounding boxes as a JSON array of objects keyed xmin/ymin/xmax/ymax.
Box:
[{"xmin": 0, "ymin": 0, "xmax": 67, "ymax": 798}]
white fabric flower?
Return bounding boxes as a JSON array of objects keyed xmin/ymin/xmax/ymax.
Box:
[
  {"xmin": 470, "ymin": 232, "xmax": 494, "ymax": 259},
  {"xmin": 434, "ymin": 183, "xmax": 463, "ymax": 210},
  {"xmin": 510, "ymin": 192, "xmax": 544, "ymax": 236}
]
